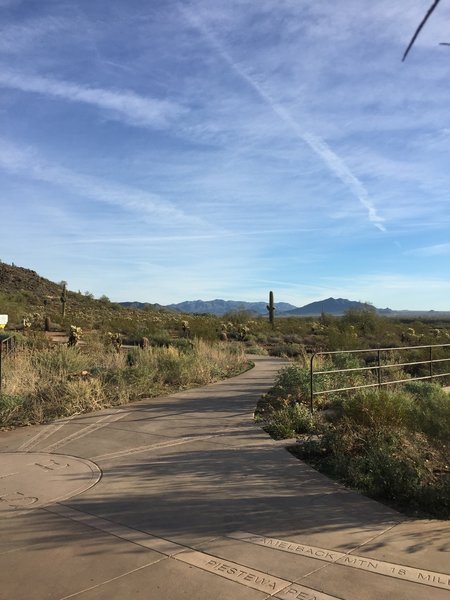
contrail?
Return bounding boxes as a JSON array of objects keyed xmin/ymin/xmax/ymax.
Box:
[{"xmin": 181, "ymin": 4, "xmax": 386, "ymax": 232}]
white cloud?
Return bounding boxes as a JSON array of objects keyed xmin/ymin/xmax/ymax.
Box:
[
  {"xmin": 0, "ymin": 138, "xmax": 202, "ymax": 226},
  {"xmin": 407, "ymin": 243, "xmax": 450, "ymax": 257},
  {"xmin": 0, "ymin": 70, "xmax": 184, "ymax": 127},
  {"xmin": 180, "ymin": 4, "xmax": 386, "ymax": 232}
]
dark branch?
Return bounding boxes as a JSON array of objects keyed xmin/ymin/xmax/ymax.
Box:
[{"xmin": 402, "ymin": 0, "xmax": 442, "ymax": 62}]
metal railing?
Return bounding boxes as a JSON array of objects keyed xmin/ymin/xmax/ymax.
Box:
[
  {"xmin": 310, "ymin": 343, "xmax": 450, "ymax": 411},
  {"xmin": 0, "ymin": 335, "xmax": 17, "ymax": 392}
]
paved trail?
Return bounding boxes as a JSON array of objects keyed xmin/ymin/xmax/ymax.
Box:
[{"xmin": 0, "ymin": 356, "xmax": 448, "ymax": 600}]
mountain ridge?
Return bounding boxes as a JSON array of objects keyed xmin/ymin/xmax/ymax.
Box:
[{"xmin": 121, "ymin": 297, "xmax": 450, "ymax": 317}]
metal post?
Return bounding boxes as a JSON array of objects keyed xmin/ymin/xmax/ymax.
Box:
[
  {"xmin": 377, "ymin": 349, "xmax": 382, "ymax": 389},
  {"xmin": 310, "ymin": 353, "xmax": 315, "ymax": 413},
  {"xmin": 429, "ymin": 345, "xmax": 433, "ymax": 381}
]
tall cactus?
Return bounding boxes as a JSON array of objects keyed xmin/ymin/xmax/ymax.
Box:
[
  {"xmin": 267, "ymin": 290, "xmax": 275, "ymax": 328},
  {"xmin": 60, "ymin": 283, "xmax": 67, "ymax": 318}
]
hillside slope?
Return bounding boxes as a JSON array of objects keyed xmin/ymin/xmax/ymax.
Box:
[{"xmin": 0, "ymin": 263, "xmax": 163, "ymax": 330}]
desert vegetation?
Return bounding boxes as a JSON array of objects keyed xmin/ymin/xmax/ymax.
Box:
[
  {"xmin": 0, "ymin": 334, "xmax": 248, "ymax": 428},
  {"xmin": 256, "ymin": 357, "xmax": 450, "ymax": 519}
]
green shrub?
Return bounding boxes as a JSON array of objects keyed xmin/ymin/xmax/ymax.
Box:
[
  {"xmin": 417, "ymin": 473, "xmax": 450, "ymax": 519},
  {"xmin": 404, "ymin": 381, "xmax": 450, "ymax": 441},
  {"xmin": 148, "ymin": 332, "xmax": 172, "ymax": 347},
  {"xmin": 317, "ymin": 421, "xmax": 450, "ymax": 517},
  {"xmin": 313, "ymin": 353, "xmax": 377, "ymax": 404},
  {"xmin": 339, "ymin": 389, "xmax": 414, "ymax": 429},
  {"xmin": 264, "ymin": 403, "xmax": 318, "ymax": 439},
  {"xmin": 0, "ymin": 394, "xmax": 26, "ymax": 426},
  {"xmin": 31, "ymin": 346, "xmax": 88, "ymax": 377},
  {"xmin": 269, "ymin": 364, "xmax": 309, "ymax": 402},
  {"xmin": 270, "ymin": 343, "xmax": 305, "ymax": 358},
  {"xmin": 291, "ymin": 385, "xmax": 450, "ymax": 518},
  {"xmin": 244, "ymin": 344, "xmax": 268, "ymax": 355}
]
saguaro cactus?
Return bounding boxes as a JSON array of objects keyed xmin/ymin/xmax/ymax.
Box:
[
  {"xmin": 267, "ymin": 290, "xmax": 275, "ymax": 328},
  {"xmin": 60, "ymin": 283, "xmax": 67, "ymax": 318}
]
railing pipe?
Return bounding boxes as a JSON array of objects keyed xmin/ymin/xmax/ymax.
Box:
[{"xmin": 309, "ymin": 343, "xmax": 450, "ymax": 411}]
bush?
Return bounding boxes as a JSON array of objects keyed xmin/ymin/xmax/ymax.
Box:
[
  {"xmin": 264, "ymin": 403, "xmax": 318, "ymax": 439},
  {"xmin": 0, "ymin": 394, "xmax": 26, "ymax": 427},
  {"xmin": 317, "ymin": 424, "xmax": 425, "ymax": 503},
  {"xmin": 404, "ymin": 381, "xmax": 450, "ymax": 441},
  {"xmin": 244, "ymin": 344, "xmax": 268, "ymax": 356},
  {"xmin": 262, "ymin": 362, "xmax": 450, "ymax": 518},
  {"xmin": 292, "ymin": 385, "xmax": 450, "ymax": 518},
  {"xmin": 268, "ymin": 364, "xmax": 310, "ymax": 403},
  {"xmin": 270, "ymin": 343, "xmax": 305, "ymax": 358},
  {"xmin": 339, "ymin": 389, "xmax": 414, "ymax": 429}
]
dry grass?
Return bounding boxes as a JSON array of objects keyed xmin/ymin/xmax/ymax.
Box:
[{"xmin": 0, "ymin": 338, "xmax": 249, "ymax": 427}]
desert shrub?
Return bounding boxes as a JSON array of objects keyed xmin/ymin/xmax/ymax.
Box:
[
  {"xmin": 156, "ymin": 347, "xmax": 185, "ymax": 385},
  {"xmin": 254, "ymin": 332, "xmax": 270, "ymax": 344},
  {"xmin": 313, "ymin": 421, "xmax": 450, "ymax": 515},
  {"xmin": 270, "ymin": 343, "xmax": 305, "ymax": 358},
  {"xmin": 266, "ymin": 364, "xmax": 310, "ymax": 406},
  {"xmin": 291, "ymin": 385, "xmax": 450, "ymax": 518},
  {"xmin": 403, "ymin": 381, "xmax": 450, "ymax": 441},
  {"xmin": 148, "ymin": 332, "xmax": 172, "ymax": 347},
  {"xmin": 260, "ymin": 355, "xmax": 450, "ymax": 518},
  {"xmin": 263, "ymin": 403, "xmax": 318, "ymax": 439},
  {"xmin": 23, "ymin": 331, "xmax": 52, "ymax": 350},
  {"xmin": 417, "ymin": 474, "xmax": 450, "ymax": 519},
  {"xmin": 310, "ymin": 353, "xmax": 375, "ymax": 406},
  {"xmin": 320, "ymin": 424, "xmax": 425, "ymax": 503},
  {"xmin": 338, "ymin": 389, "xmax": 415, "ymax": 429},
  {"xmin": 0, "ymin": 394, "xmax": 26, "ymax": 427},
  {"xmin": 171, "ymin": 338, "xmax": 195, "ymax": 352},
  {"xmin": 282, "ymin": 334, "xmax": 303, "ymax": 344},
  {"xmin": 244, "ymin": 344, "xmax": 268, "ymax": 356},
  {"xmin": 31, "ymin": 346, "xmax": 89, "ymax": 377},
  {"xmin": 188, "ymin": 315, "xmax": 222, "ymax": 341}
]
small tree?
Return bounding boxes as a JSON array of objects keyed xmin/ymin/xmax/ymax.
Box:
[{"xmin": 342, "ymin": 306, "xmax": 379, "ymax": 336}]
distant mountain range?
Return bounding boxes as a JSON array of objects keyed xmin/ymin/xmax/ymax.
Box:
[
  {"xmin": 167, "ymin": 299, "xmax": 298, "ymax": 316},
  {"xmin": 119, "ymin": 297, "xmax": 450, "ymax": 317},
  {"xmin": 2, "ymin": 262, "xmax": 448, "ymax": 323},
  {"xmin": 283, "ymin": 298, "xmax": 372, "ymax": 316}
]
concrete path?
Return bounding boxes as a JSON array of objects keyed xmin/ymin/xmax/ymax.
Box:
[{"xmin": 0, "ymin": 356, "xmax": 448, "ymax": 600}]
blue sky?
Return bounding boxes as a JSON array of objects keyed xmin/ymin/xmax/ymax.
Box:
[{"xmin": 1, "ymin": 0, "xmax": 450, "ymax": 309}]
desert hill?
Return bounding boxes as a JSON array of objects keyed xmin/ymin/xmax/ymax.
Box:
[{"xmin": 0, "ymin": 262, "xmax": 163, "ymax": 329}]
